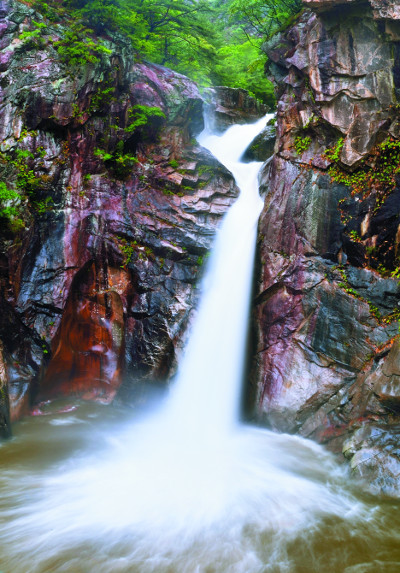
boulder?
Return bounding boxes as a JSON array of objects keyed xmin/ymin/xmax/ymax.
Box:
[{"xmin": 241, "ymin": 121, "xmax": 276, "ymax": 162}]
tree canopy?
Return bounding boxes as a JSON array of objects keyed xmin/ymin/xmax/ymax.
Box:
[{"xmin": 38, "ymin": 0, "xmax": 303, "ymax": 105}]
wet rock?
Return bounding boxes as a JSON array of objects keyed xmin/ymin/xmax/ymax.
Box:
[
  {"xmin": 41, "ymin": 262, "xmax": 127, "ymax": 402},
  {"xmin": 204, "ymin": 87, "xmax": 269, "ymax": 133},
  {"xmin": 304, "ymin": 0, "xmax": 400, "ymax": 19},
  {"xmin": 0, "ymin": 340, "xmax": 11, "ymax": 437},
  {"xmin": 0, "ymin": 0, "xmax": 239, "ymax": 414},
  {"xmin": 0, "ymin": 291, "xmax": 44, "ymax": 421},
  {"xmin": 252, "ymin": 0, "xmax": 400, "ymax": 494},
  {"xmin": 241, "ymin": 122, "xmax": 276, "ymax": 162},
  {"xmin": 264, "ymin": 4, "xmax": 395, "ymax": 167},
  {"xmin": 343, "ymin": 423, "xmax": 400, "ymax": 497}
]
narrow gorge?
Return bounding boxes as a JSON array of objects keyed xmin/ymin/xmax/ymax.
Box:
[{"xmin": 2, "ymin": 0, "xmax": 400, "ymax": 570}]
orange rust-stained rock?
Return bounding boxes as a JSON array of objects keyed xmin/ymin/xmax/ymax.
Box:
[{"xmin": 41, "ymin": 263, "xmax": 130, "ymax": 401}]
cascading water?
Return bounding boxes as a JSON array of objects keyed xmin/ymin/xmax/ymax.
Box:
[
  {"xmin": 164, "ymin": 115, "xmax": 269, "ymax": 439},
  {"xmin": 1, "ymin": 118, "xmax": 400, "ymax": 573}
]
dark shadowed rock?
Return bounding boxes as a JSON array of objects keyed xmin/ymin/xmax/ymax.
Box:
[
  {"xmin": 0, "ymin": 341, "xmax": 11, "ymax": 437},
  {"xmin": 241, "ymin": 122, "xmax": 276, "ymax": 162}
]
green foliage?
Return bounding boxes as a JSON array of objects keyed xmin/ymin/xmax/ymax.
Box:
[
  {"xmin": 169, "ymin": 159, "xmax": 179, "ymax": 169},
  {"xmin": 117, "ymin": 237, "xmax": 154, "ymax": 266},
  {"xmin": 33, "ymin": 196, "xmax": 53, "ymax": 213},
  {"xmin": 32, "ymin": 0, "xmax": 60, "ymax": 21},
  {"xmin": 211, "ymin": 39, "xmax": 275, "ymax": 104},
  {"xmin": 324, "ymin": 138, "xmax": 344, "ymax": 163},
  {"xmin": 365, "ymin": 245, "xmax": 376, "ymax": 256},
  {"xmin": 336, "ymin": 267, "xmax": 400, "ymax": 325},
  {"xmin": 28, "ymin": 0, "xmax": 302, "ymax": 105},
  {"xmin": 0, "ymin": 182, "xmax": 20, "ymax": 221},
  {"xmin": 72, "ymin": 76, "xmax": 117, "ymax": 122},
  {"xmin": 294, "ymin": 135, "xmax": 311, "ymax": 155},
  {"xmin": 161, "ymin": 183, "xmax": 184, "ymax": 197},
  {"xmin": 227, "ymin": 0, "xmax": 302, "ymax": 41},
  {"xmin": 48, "ymin": 0, "xmax": 285, "ymax": 103},
  {"xmin": 11, "ymin": 149, "xmax": 42, "ymax": 195},
  {"xmin": 0, "ymin": 142, "xmax": 56, "ymax": 228},
  {"xmin": 54, "ymin": 22, "xmax": 112, "ymax": 67},
  {"xmin": 95, "ymin": 141, "xmax": 138, "ymax": 179},
  {"xmin": 94, "ymin": 148, "xmax": 113, "ymax": 162},
  {"xmin": 196, "ymin": 251, "xmax": 210, "ymax": 266},
  {"xmin": 325, "ymin": 137, "xmax": 400, "ymax": 206},
  {"xmin": 118, "ymin": 238, "xmax": 135, "ymax": 268},
  {"xmin": 90, "ymin": 84, "xmax": 115, "ymax": 113},
  {"xmin": 124, "ymin": 105, "xmax": 166, "ymax": 134},
  {"xmin": 18, "ymin": 21, "xmax": 47, "ymax": 50},
  {"xmin": 349, "ymin": 230, "xmax": 362, "ymax": 243}
]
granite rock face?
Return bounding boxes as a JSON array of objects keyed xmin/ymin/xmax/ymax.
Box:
[
  {"xmin": 252, "ymin": 0, "xmax": 400, "ymax": 494},
  {"xmin": 204, "ymin": 87, "xmax": 269, "ymax": 133},
  {"xmin": 0, "ymin": 0, "xmax": 240, "ymax": 421}
]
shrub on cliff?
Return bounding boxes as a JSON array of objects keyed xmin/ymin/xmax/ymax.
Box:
[
  {"xmin": 54, "ymin": 22, "xmax": 112, "ymax": 66},
  {"xmin": 0, "ymin": 182, "xmax": 23, "ymax": 231}
]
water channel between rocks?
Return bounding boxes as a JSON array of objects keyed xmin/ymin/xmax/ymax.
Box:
[{"xmin": 1, "ymin": 119, "xmax": 400, "ymax": 573}]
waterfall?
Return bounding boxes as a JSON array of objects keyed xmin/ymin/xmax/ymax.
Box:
[
  {"xmin": 164, "ymin": 115, "xmax": 269, "ymax": 439},
  {"xmin": 0, "ymin": 117, "xmax": 376, "ymax": 573}
]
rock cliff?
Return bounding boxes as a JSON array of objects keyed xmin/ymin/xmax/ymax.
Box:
[
  {"xmin": 0, "ymin": 0, "xmax": 240, "ymax": 421},
  {"xmin": 252, "ymin": 0, "xmax": 400, "ymax": 495}
]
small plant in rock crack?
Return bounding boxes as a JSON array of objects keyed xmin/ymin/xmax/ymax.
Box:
[{"xmin": 294, "ymin": 136, "xmax": 311, "ymax": 155}]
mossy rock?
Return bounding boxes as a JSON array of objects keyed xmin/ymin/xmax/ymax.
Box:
[{"xmin": 241, "ymin": 124, "xmax": 276, "ymax": 162}]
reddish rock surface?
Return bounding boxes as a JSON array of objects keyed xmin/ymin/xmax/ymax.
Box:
[
  {"xmin": 41, "ymin": 262, "xmax": 129, "ymax": 401},
  {"xmin": 0, "ymin": 0, "xmax": 239, "ymax": 418},
  {"xmin": 252, "ymin": 0, "xmax": 400, "ymax": 495}
]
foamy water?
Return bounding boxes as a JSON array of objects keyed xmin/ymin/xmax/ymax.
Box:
[
  {"xmin": 1, "ymin": 119, "xmax": 399, "ymax": 573},
  {"xmin": 0, "ymin": 405, "xmax": 374, "ymax": 573}
]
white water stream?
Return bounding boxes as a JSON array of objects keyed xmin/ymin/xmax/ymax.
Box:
[{"xmin": 0, "ymin": 118, "xmax": 396, "ymax": 573}]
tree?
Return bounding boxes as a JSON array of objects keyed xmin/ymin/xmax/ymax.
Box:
[
  {"xmin": 227, "ymin": 0, "xmax": 303, "ymax": 40},
  {"xmin": 59, "ymin": 0, "xmax": 301, "ymax": 103}
]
